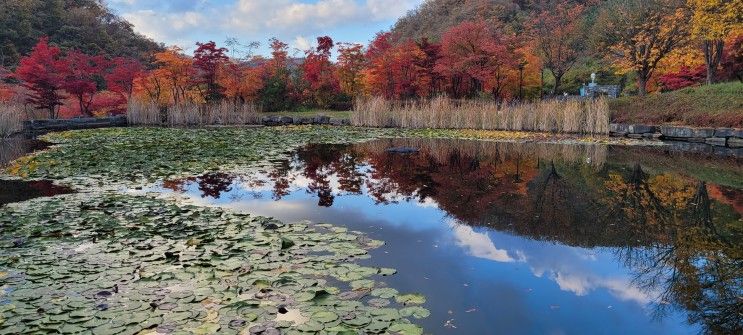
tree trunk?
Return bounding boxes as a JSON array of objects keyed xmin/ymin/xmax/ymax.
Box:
[
  {"xmin": 540, "ymin": 68, "xmax": 544, "ymax": 99},
  {"xmin": 637, "ymin": 75, "xmax": 647, "ymax": 97},
  {"xmin": 551, "ymin": 73, "xmax": 563, "ymax": 96},
  {"xmin": 703, "ymin": 40, "xmax": 725, "ymax": 85}
]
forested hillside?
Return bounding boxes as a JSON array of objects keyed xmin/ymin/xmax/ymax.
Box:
[
  {"xmin": 392, "ymin": 0, "xmax": 527, "ymax": 41},
  {"xmin": 0, "ymin": 0, "xmax": 161, "ymax": 68}
]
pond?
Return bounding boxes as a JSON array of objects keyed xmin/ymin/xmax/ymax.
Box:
[{"xmin": 150, "ymin": 138, "xmax": 742, "ymax": 335}]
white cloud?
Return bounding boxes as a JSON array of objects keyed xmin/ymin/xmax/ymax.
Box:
[
  {"xmin": 445, "ymin": 219, "xmax": 658, "ymax": 305},
  {"xmin": 448, "ymin": 221, "xmax": 516, "ymax": 263},
  {"xmin": 122, "ymin": 9, "xmax": 206, "ymax": 47},
  {"xmin": 292, "ymin": 36, "xmax": 312, "ymax": 51},
  {"xmin": 114, "ymin": 0, "xmax": 424, "ymax": 51}
]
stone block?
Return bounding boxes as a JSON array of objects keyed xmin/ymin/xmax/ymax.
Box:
[
  {"xmin": 704, "ymin": 137, "xmax": 727, "ymax": 147},
  {"xmin": 728, "ymin": 137, "xmax": 743, "ymax": 148},
  {"xmin": 714, "ymin": 128, "xmax": 743, "ymax": 138},
  {"xmin": 609, "ymin": 123, "xmax": 628, "ymax": 133},
  {"xmin": 713, "ymin": 146, "xmax": 743, "ymax": 157},
  {"xmin": 314, "ymin": 115, "xmax": 331, "ymax": 124},
  {"xmin": 627, "ymin": 124, "xmax": 656, "ymax": 134},
  {"xmin": 660, "ymin": 126, "xmax": 715, "ymax": 139},
  {"xmin": 279, "ymin": 116, "xmax": 293, "ymax": 125},
  {"xmin": 666, "ymin": 141, "xmax": 714, "ymax": 154}
]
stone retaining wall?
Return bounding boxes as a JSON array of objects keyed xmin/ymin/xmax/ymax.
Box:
[
  {"xmin": 259, "ymin": 115, "xmax": 351, "ymax": 126},
  {"xmin": 610, "ymin": 123, "xmax": 743, "ymax": 149},
  {"xmin": 23, "ymin": 115, "xmax": 128, "ymax": 138}
]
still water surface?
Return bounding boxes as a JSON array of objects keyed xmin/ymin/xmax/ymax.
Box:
[{"xmin": 154, "ymin": 139, "xmax": 741, "ymax": 334}]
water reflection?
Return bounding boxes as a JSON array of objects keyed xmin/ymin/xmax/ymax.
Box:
[
  {"xmin": 159, "ymin": 139, "xmax": 742, "ymax": 334},
  {"xmin": 0, "ymin": 179, "xmax": 74, "ymax": 206}
]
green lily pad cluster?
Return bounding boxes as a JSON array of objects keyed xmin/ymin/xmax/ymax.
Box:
[
  {"xmin": 2, "ymin": 125, "xmax": 634, "ymax": 187},
  {"xmin": 0, "ymin": 192, "xmax": 427, "ymax": 334},
  {"xmin": 4, "ymin": 126, "xmax": 399, "ymax": 185}
]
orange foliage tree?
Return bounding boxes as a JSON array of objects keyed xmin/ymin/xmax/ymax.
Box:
[
  {"xmin": 216, "ymin": 61, "xmax": 263, "ymax": 106},
  {"xmin": 336, "ymin": 43, "xmax": 366, "ymax": 97},
  {"xmin": 596, "ymin": 0, "xmax": 690, "ymax": 96},
  {"xmin": 153, "ymin": 47, "xmax": 196, "ymax": 105}
]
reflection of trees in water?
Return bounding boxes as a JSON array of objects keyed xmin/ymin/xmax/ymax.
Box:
[
  {"xmin": 295, "ymin": 140, "xmax": 741, "ymax": 334},
  {"xmin": 0, "ymin": 180, "xmax": 73, "ymax": 205},
  {"xmin": 606, "ymin": 169, "xmax": 743, "ymax": 334},
  {"xmin": 161, "ymin": 139, "xmax": 741, "ymax": 333},
  {"xmin": 294, "ymin": 144, "xmax": 365, "ymax": 207},
  {"xmin": 163, "ymin": 172, "xmax": 234, "ymax": 199}
]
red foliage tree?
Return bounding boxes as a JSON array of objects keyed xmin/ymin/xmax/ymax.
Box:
[
  {"xmin": 105, "ymin": 57, "xmax": 143, "ymax": 100},
  {"xmin": 362, "ymin": 32, "xmax": 443, "ymax": 99},
  {"xmin": 0, "ymin": 66, "xmax": 16, "ymax": 102},
  {"xmin": 415, "ymin": 38, "xmax": 443, "ymax": 95},
  {"xmin": 61, "ymin": 50, "xmax": 107, "ymax": 117},
  {"xmin": 721, "ymin": 34, "xmax": 743, "ymax": 82},
  {"xmin": 436, "ymin": 21, "xmax": 518, "ymax": 99},
  {"xmin": 14, "ymin": 37, "xmax": 67, "ymax": 118},
  {"xmin": 193, "ymin": 41, "xmax": 229, "ymax": 102},
  {"xmin": 303, "ymin": 36, "xmax": 340, "ymax": 108},
  {"xmin": 530, "ymin": 0, "xmax": 586, "ymax": 95}
]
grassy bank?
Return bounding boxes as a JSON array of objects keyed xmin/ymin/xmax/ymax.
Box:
[
  {"xmin": 353, "ymin": 96, "xmax": 610, "ymax": 135},
  {"xmin": 610, "ymin": 82, "xmax": 743, "ymax": 128}
]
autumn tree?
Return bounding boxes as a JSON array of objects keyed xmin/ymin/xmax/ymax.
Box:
[
  {"xmin": 414, "ymin": 38, "xmax": 443, "ymax": 96},
  {"xmin": 336, "ymin": 43, "xmax": 366, "ymax": 97},
  {"xmin": 530, "ymin": 0, "xmax": 587, "ymax": 95},
  {"xmin": 436, "ymin": 21, "xmax": 518, "ymax": 100},
  {"xmin": 153, "ymin": 47, "xmax": 195, "ymax": 105},
  {"xmin": 61, "ymin": 50, "xmax": 107, "ymax": 116},
  {"xmin": 688, "ymin": 0, "xmax": 743, "ymax": 84},
  {"xmin": 217, "ymin": 61, "xmax": 263, "ymax": 105},
  {"xmin": 134, "ymin": 69, "xmax": 168, "ymax": 106},
  {"xmin": 260, "ymin": 38, "xmax": 293, "ymax": 111},
  {"xmin": 14, "ymin": 37, "xmax": 67, "ymax": 118},
  {"xmin": 362, "ymin": 32, "xmax": 396, "ymax": 98},
  {"xmin": 363, "ymin": 39, "xmax": 434, "ymax": 99},
  {"xmin": 193, "ymin": 41, "xmax": 229, "ymax": 102},
  {"xmin": 303, "ymin": 36, "xmax": 340, "ymax": 108},
  {"xmin": 721, "ymin": 34, "xmax": 743, "ymax": 81},
  {"xmin": 595, "ymin": 0, "xmax": 690, "ymax": 96},
  {"xmin": 105, "ymin": 57, "xmax": 143, "ymax": 101}
]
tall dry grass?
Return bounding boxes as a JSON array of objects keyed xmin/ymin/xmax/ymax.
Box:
[
  {"xmin": 352, "ymin": 96, "xmax": 610, "ymax": 135},
  {"xmin": 0, "ymin": 102, "xmax": 24, "ymax": 138},
  {"xmin": 127, "ymin": 99, "xmax": 261, "ymax": 126}
]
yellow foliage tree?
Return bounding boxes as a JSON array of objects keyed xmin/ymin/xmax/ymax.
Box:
[
  {"xmin": 597, "ymin": 0, "xmax": 691, "ymax": 96},
  {"xmin": 688, "ymin": 0, "xmax": 743, "ymax": 84}
]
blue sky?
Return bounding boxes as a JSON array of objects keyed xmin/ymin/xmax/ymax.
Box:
[{"xmin": 106, "ymin": 0, "xmax": 423, "ymax": 57}]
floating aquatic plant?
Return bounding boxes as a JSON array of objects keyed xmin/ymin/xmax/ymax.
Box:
[{"xmin": 0, "ymin": 193, "xmax": 428, "ymax": 334}]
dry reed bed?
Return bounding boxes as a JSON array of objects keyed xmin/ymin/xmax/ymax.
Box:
[
  {"xmin": 127, "ymin": 100, "xmax": 261, "ymax": 126},
  {"xmin": 0, "ymin": 103, "xmax": 24, "ymax": 138},
  {"xmin": 352, "ymin": 96, "xmax": 610, "ymax": 135},
  {"xmin": 359, "ymin": 138, "xmax": 607, "ymax": 168}
]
